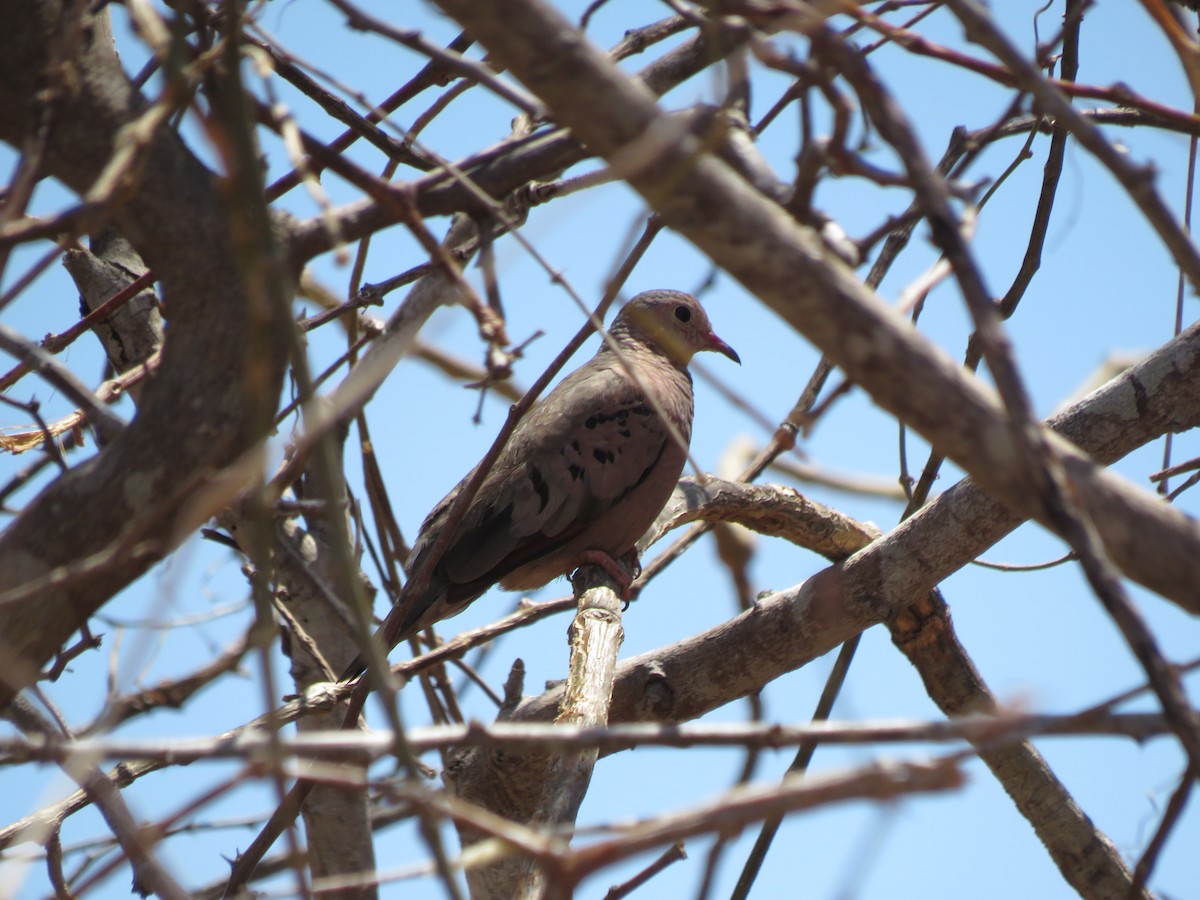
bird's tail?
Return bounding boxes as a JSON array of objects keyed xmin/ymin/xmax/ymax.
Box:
[
  {"xmin": 339, "ymin": 581, "xmax": 456, "ymax": 682},
  {"xmin": 340, "ymin": 653, "xmax": 370, "ymax": 682},
  {"xmin": 339, "ymin": 607, "xmax": 419, "ymax": 682},
  {"xmin": 340, "ymin": 610, "xmax": 420, "ymax": 682}
]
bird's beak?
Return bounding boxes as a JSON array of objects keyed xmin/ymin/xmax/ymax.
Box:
[{"xmin": 705, "ymin": 332, "xmax": 740, "ymax": 365}]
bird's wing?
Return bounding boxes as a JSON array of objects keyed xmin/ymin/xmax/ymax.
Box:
[{"xmin": 436, "ymin": 358, "xmax": 685, "ymax": 584}]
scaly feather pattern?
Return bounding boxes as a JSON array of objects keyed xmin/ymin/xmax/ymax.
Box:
[{"xmin": 344, "ymin": 289, "xmax": 738, "ymax": 679}]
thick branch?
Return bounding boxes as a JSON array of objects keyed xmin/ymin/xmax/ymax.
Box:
[{"xmin": 641, "ymin": 477, "xmax": 878, "ymax": 561}]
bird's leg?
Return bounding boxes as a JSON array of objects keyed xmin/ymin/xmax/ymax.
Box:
[{"xmin": 573, "ymin": 550, "xmax": 638, "ymax": 599}]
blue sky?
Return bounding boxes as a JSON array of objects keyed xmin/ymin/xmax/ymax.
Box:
[{"xmin": 1, "ymin": 1, "xmax": 1198, "ymax": 898}]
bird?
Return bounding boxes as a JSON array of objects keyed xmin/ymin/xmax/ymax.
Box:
[{"xmin": 343, "ymin": 289, "xmax": 739, "ymax": 680}]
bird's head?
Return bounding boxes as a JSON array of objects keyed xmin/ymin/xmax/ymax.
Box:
[{"xmin": 610, "ymin": 289, "xmax": 740, "ymax": 368}]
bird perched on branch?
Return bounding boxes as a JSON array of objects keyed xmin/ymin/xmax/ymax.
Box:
[{"xmin": 344, "ymin": 289, "xmax": 738, "ymax": 680}]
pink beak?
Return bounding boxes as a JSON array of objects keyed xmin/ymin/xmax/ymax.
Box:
[{"xmin": 705, "ymin": 332, "xmax": 740, "ymax": 365}]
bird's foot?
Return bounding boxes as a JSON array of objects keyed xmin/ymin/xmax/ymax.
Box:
[
  {"xmin": 617, "ymin": 549, "xmax": 642, "ymax": 581},
  {"xmin": 573, "ymin": 550, "xmax": 638, "ymax": 600}
]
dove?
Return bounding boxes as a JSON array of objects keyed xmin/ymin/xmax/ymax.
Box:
[{"xmin": 343, "ymin": 289, "xmax": 738, "ymax": 680}]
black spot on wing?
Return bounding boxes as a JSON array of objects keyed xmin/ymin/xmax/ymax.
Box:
[
  {"xmin": 529, "ymin": 465, "xmax": 550, "ymax": 513},
  {"xmin": 459, "ymin": 425, "xmax": 675, "ymax": 598},
  {"xmin": 584, "ymin": 401, "xmax": 651, "ymax": 432}
]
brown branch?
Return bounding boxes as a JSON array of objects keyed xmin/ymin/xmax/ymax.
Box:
[
  {"xmin": 360, "ymin": 754, "xmax": 962, "ymax": 893},
  {"xmin": 603, "ymin": 842, "xmax": 686, "ymax": 899},
  {"xmin": 327, "ymin": 0, "xmax": 541, "ymax": 115},
  {"xmin": 565, "ymin": 757, "xmax": 962, "ymax": 883},
  {"xmin": 3, "ymin": 713, "xmax": 1179, "ymax": 767}
]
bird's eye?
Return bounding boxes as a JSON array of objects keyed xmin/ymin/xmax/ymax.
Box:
[{"xmin": 674, "ymin": 305, "xmax": 692, "ymax": 323}]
